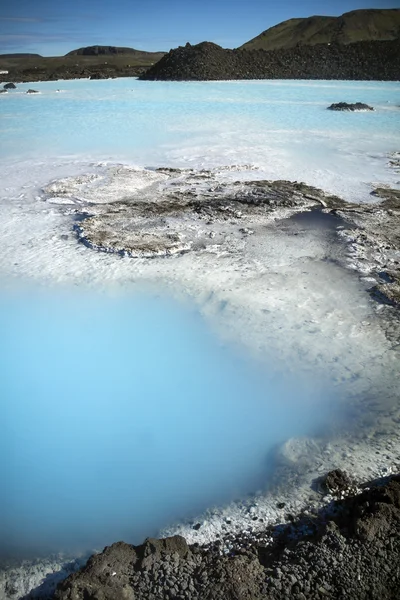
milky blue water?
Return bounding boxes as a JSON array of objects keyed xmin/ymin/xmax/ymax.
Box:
[
  {"xmin": 0, "ymin": 287, "xmax": 330, "ymax": 557},
  {"xmin": 0, "ymin": 78, "xmax": 399, "ymax": 200},
  {"xmin": 0, "ymin": 77, "xmax": 399, "ymax": 557}
]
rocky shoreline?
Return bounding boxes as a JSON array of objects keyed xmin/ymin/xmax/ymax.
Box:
[
  {"xmin": 1, "ymin": 64, "xmax": 147, "ymax": 84},
  {"xmin": 139, "ymin": 39, "xmax": 400, "ymax": 81},
  {"xmin": 49, "ymin": 473, "xmax": 400, "ymax": 599},
  {"xmin": 2, "ymin": 471, "xmax": 399, "ymax": 600}
]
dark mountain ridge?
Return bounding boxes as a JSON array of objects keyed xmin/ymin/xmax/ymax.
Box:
[{"xmin": 0, "ymin": 53, "xmax": 42, "ymax": 58}]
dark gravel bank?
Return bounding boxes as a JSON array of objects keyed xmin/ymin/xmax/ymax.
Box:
[
  {"xmin": 54, "ymin": 473, "xmax": 400, "ymax": 600},
  {"xmin": 139, "ymin": 39, "xmax": 400, "ymax": 81}
]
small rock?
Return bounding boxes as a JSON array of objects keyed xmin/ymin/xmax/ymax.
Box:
[
  {"xmin": 320, "ymin": 469, "xmax": 353, "ymax": 496},
  {"xmin": 327, "ymin": 102, "xmax": 374, "ymax": 111}
]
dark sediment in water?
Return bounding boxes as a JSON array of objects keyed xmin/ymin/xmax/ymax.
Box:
[{"xmin": 139, "ymin": 39, "xmax": 400, "ymax": 81}]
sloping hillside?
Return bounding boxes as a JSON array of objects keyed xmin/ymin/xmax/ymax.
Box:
[{"xmin": 240, "ymin": 8, "xmax": 400, "ymax": 51}]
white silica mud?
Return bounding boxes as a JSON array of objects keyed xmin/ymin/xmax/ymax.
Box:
[{"xmin": 0, "ymin": 77, "xmax": 399, "ymax": 598}]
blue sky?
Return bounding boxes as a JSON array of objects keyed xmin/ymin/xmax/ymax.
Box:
[{"xmin": 1, "ymin": 0, "xmax": 399, "ymax": 56}]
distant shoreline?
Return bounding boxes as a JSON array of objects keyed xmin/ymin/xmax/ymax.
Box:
[{"xmin": 1, "ymin": 39, "xmax": 399, "ymax": 84}]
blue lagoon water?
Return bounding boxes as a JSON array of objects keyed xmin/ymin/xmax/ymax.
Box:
[
  {"xmin": 0, "ymin": 79, "xmax": 399, "ymax": 202},
  {"xmin": 0, "ymin": 77, "xmax": 399, "ymax": 557},
  {"xmin": 0, "ymin": 287, "xmax": 329, "ymax": 556}
]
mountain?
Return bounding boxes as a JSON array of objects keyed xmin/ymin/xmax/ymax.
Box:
[
  {"xmin": 239, "ymin": 8, "xmax": 400, "ymax": 51},
  {"xmin": 140, "ymin": 38, "xmax": 400, "ymax": 81},
  {"xmin": 66, "ymin": 46, "xmax": 162, "ymax": 57},
  {"xmin": 0, "ymin": 53, "xmax": 42, "ymax": 58}
]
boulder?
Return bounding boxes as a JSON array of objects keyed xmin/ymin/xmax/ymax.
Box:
[
  {"xmin": 320, "ymin": 468, "xmax": 354, "ymax": 496},
  {"xmin": 26, "ymin": 88, "xmax": 39, "ymax": 94},
  {"xmin": 3, "ymin": 82, "xmax": 16, "ymax": 89},
  {"xmin": 327, "ymin": 102, "xmax": 374, "ymax": 111}
]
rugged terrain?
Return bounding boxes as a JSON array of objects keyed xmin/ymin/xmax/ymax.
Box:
[
  {"xmin": 0, "ymin": 47, "xmax": 165, "ymax": 82},
  {"xmin": 58, "ymin": 161, "xmax": 400, "ymax": 308},
  {"xmin": 139, "ymin": 38, "xmax": 400, "ymax": 81},
  {"xmin": 2, "ymin": 8, "xmax": 399, "ymax": 83},
  {"xmin": 240, "ymin": 8, "xmax": 400, "ymax": 51},
  {"xmin": 52, "ymin": 473, "xmax": 400, "ymax": 600}
]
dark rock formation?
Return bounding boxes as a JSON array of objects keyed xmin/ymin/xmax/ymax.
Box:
[
  {"xmin": 3, "ymin": 82, "xmax": 16, "ymax": 89},
  {"xmin": 26, "ymin": 88, "xmax": 39, "ymax": 94},
  {"xmin": 139, "ymin": 39, "xmax": 400, "ymax": 81},
  {"xmin": 327, "ymin": 102, "xmax": 374, "ymax": 111},
  {"xmin": 89, "ymin": 73, "xmax": 108, "ymax": 79},
  {"xmin": 320, "ymin": 469, "xmax": 355, "ymax": 496},
  {"xmin": 54, "ymin": 475, "xmax": 400, "ymax": 600},
  {"xmin": 0, "ymin": 89, "xmax": 7, "ymax": 94}
]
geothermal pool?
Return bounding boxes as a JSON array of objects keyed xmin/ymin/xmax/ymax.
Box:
[
  {"xmin": 0, "ymin": 287, "xmax": 331, "ymax": 557},
  {"xmin": 0, "ymin": 78, "xmax": 399, "ymax": 567}
]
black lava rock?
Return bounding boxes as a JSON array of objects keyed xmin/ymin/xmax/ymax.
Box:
[
  {"xmin": 320, "ymin": 468, "xmax": 354, "ymax": 495},
  {"xmin": 54, "ymin": 475, "xmax": 400, "ymax": 600},
  {"xmin": 327, "ymin": 102, "xmax": 374, "ymax": 111},
  {"xmin": 139, "ymin": 39, "xmax": 400, "ymax": 81}
]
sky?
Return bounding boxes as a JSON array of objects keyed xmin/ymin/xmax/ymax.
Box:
[{"xmin": 0, "ymin": 0, "xmax": 399, "ymax": 56}]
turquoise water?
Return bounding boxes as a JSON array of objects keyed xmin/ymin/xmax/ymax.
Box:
[
  {"xmin": 0, "ymin": 287, "xmax": 329, "ymax": 556},
  {"xmin": 0, "ymin": 79, "xmax": 399, "ymax": 202}
]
